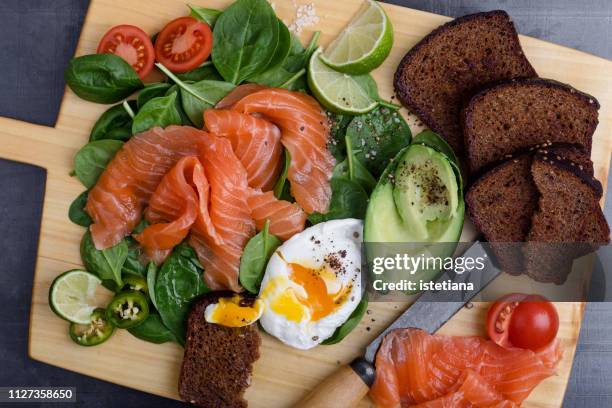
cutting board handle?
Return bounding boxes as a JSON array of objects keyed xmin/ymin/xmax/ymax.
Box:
[{"xmin": 294, "ymin": 357, "xmax": 375, "ymax": 408}]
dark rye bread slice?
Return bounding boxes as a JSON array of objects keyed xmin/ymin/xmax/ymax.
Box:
[
  {"xmin": 524, "ymin": 154, "xmax": 609, "ymax": 284},
  {"xmin": 466, "ymin": 145, "xmax": 593, "ymax": 273},
  {"xmin": 394, "ymin": 10, "xmax": 536, "ymax": 154},
  {"xmin": 464, "ymin": 78, "xmax": 599, "ymax": 173},
  {"xmin": 179, "ymin": 292, "xmax": 261, "ymax": 408}
]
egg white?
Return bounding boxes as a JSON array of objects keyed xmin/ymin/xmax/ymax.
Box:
[{"xmin": 258, "ymin": 218, "xmax": 363, "ymax": 349}]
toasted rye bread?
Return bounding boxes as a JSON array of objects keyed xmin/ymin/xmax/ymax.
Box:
[
  {"xmin": 394, "ymin": 10, "xmax": 536, "ymax": 154},
  {"xmin": 464, "ymin": 78, "xmax": 599, "ymax": 173},
  {"xmin": 466, "ymin": 145, "xmax": 595, "ymax": 274},
  {"xmin": 524, "ymin": 154, "xmax": 609, "ymax": 284},
  {"xmin": 179, "ymin": 292, "xmax": 261, "ymax": 408}
]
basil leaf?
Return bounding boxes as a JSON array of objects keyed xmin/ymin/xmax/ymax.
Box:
[
  {"xmin": 80, "ymin": 231, "xmax": 127, "ymax": 287},
  {"xmin": 273, "ymin": 149, "xmax": 291, "ymax": 199},
  {"xmin": 322, "ymin": 297, "xmax": 368, "ymax": 345},
  {"xmin": 64, "ymin": 54, "xmax": 143, "ymax": 103},
  {"xmin": 89, "ymin": 101, "xmax": 137, "ymax": 141},
  {"xmin": 137, "ymin": 82, "xmax": 172, "ymax": 109},
  {"xmin": 239, "ymin": 220, "xmax": 281, "ymax": 294},
  {"xmin": 68, "ymin": 190, "xmax": 92, "ymax": 227},
  {"xmin": 73, "ymin": 139, "xmax": 123, "ymax": 188},
  {"xmin": 128, "ymin": 313, "xmax": 177, "ymax": 344},
  {"xmin": 346, "ymin": 107, "xmax": 412, "ymax": 177},
  {"xmin": 175, "ymin": 64, "xmax": 222, "ymax": 82},
  {"xmin": 308, "ymin": 176, "xmax": 369, "ymax": 224},
  {"xmin": 179, "ymin": 80, "xmax": 236, "ymax": 127},
  {"xmin": 155, "ymin": 244, "xmax": 210, "ymax": 344},
  {"xmin": 146, "ymin": 262, "xmax": 159, "ymax": 310},
  {"xmin": 132, "ymin": 93, "xmax": 182, "ymax": 134},
  {"xmin": 212, "ymin": 0, "xmax": 280, "ymax": 84},
  {"xmin": 188, "ymin": 4, "xmax": 222, "ymax": 27}
]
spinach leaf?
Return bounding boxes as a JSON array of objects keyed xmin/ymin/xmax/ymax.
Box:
[
  {"xmin": 175, "ymin": 63, "xmax": 222, "ymax": 82},
  {"xmin": 239, "ymin": 220, "xmax": 281, "ymax": 294},
  {"xmin": 327, "ymin": 111, "xmax": 352, "ymax": 161},
  {"xmin": 247, "ymin": 18, "xmax": 291, "ymax": 82},
  {"xmin": 128, "ymin": 312, "xmax": 177, "ymax": 344},
  {"xmin": 73, "ymin": 139, "xmax": 123, "ymax": 188},
  {"xmin": 189, "ymin": 5, "xmax": 222, "ymax": 27},
  {"xmin": 137, "ymin": 82, "xmax": 172, "ymax": 109},
  {"xmin": 333, "ymin": 157, "xmax": 376, "ymax": 195},
  {"xmin": 250, "ymin": 31, "xmax": 319, "ymax": 91},
  {"xmin": 64, "ymin": 54, "xmax": 143, "ymax": 103},
  {"xmin": 155, "ymin": 244, "xmax": 209, "ymax": 344},
  {"xmin": 322, "ymin": 297, "xmax": 368, "ymax": 345},
  {"xmin": 165, "ymin": 85, "xmax": 193, "ymax": 125},
  {"xmin": 212, "ymin": 0, "xmax": 280, "ymax": 84},
  {"xmin": 308, "ymin": 176, "xmax": 369, "ymax": 224},
  {"xmin": 89, "ymin": 101, "xmax": 137, "ymax": 142},
  {"xmin": 68, "ymin": 190, "xmax": 92, "ymax": 227},
  {"xmin": 132, "ymin": 93, "xmax": 182, "ymax": 134},
  {"xmin": 146, "ymin": 262, "xmax": 159, "ymax": 310},
  {"xmin": 80, "ymin": 230, "xmax": 127, "ymax": 287},
  {"xmin": 346, "ymin": 107, "xmax": 412, "ymax": 177},
  {"xmin": 122, "ymin": 237, "xmax": 147, "ymax": 277},
  {"xmin": 273, "ymin": 149, "xmax": 291, "ymax": 199}
]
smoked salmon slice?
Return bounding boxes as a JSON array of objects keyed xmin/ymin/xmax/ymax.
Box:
[
  {"xmin": 86, "ymin": 126, "xmax": 209, "ymax": 249},
  {"xmin": 189, "ymin": 134, "xmax": 256, "ymax": 292},
  {"xmin": 204, "ymin": 109, "xmax": 283, "ymax": 191},
  {"xmin": 370, "ymin": 328, "xmax": 562, "ymax": 408},
  {"xmin": 232, "ymin": 88, "xmax": 335, "ymax": 214},
  {"xmin": 133, "ymin": 156, "xmax": 207, "ymax": 265},
  {"xmin": 247, "ymin": 190, "xmax": 307, "ymax": 241}
]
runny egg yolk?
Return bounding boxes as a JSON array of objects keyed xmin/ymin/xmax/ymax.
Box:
[
  {"xmin": 268, "ymin": 262, "xmax": 352, "ymax": 323},
  {"xmin": 205, "ymin": 295, "xmax": 264, "ymax": 327}
]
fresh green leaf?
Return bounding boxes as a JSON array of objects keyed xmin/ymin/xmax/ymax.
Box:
[
  {"xmin": 327, "ymin": 111, "xmax": 352, "ymax": 161},
  {"xmin": 174, "ymin": 63, "xmax": 222, "ymax": 82},
  {"xmin": 64, "ymin": 54, "xmax": 143, "ymax": 103},
  {"xmin": 189, "ymin": 5, "xmax": 222, "ymax": 27},
  {"xmin": 308, "ymin": 176, "xmax": 369, "ymax": 224},
  {"xmin": 346, "ymin": 107, "xmax": 412, "ymax": 177},
  {"xmin": 73, "ymin": 140, "xmax": 123, "ymax": 188},
  {"xmin": 147, "ymin": 262, "xmax": 159, "ymax": 310},
  {"xmin": 155, "ymin": 244, "xmax": 210, "ymax": 344},
  {"xmin": 322, "ymin": 297, "xmax": 368, "ymax": 345},
  {"xmin": 137, "ymin": 82, "xmax": 172, "ymax": 109},
  {"xmin": 132, "ymin": 93, "xmax": 182, "ymax": 134},
  {"xmin": 68, "ymin": 190, "xmax": 92, "ymax": 227},
  {"xmin": 212, "ymin": 0, "xmax": 280, "ymax": 84},
  {"xmin": 273, "ymin": 149, "xmax": 291, "ymax": 199},
  {"xmin": 122, "ymin": 237, "xmax": 147, "ymax": 277},
  {"xmin": 164, "ymin": 85, "xmax": 193, "ymax": 125},
  {"xmin": 89, "ymin": 101, "xmax": 137, "ymax": 142},
  {"xmin": 128, "ymin": 312, "xmax": 177, "ymax": 344},
  {"xmin": 239, "ymin": 220, "xmax": 282, "ymax": 293},
  {"xmin": 247, "ymin": 18, "xmax": 291, "ymax": 82},
  {"xmin": 80, "ymin": 231, "xmax": 127, "ymax": 287}
]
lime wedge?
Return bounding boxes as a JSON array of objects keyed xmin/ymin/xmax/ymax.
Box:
[
  {"xmin": 321, "ymin": 0, "xmax": 393, "ymax": 74},
  {"xmin": 308, "ymin": 48, "xmax": 378, "ymax": 114},
  {"xmin": 49, "ymin": 270, "xmax": 101, "ymax": 324}
]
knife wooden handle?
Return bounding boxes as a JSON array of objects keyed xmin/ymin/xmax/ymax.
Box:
[{"xmin": 294, "ymin": 357, "xmax": 375, "ymax": 408}]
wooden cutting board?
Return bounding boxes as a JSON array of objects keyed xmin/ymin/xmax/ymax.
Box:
[{"xmin": 0, "ymin": 0, "xmax": 608, "ymax": 406}]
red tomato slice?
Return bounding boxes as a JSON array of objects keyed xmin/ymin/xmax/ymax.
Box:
[
  {"xmin": 486, "ymin": 293, "xmax": 559, "ymax": 351},
  {"xmin": 155, "ymin": 17, "xmax": 213, "ymax": 73},
  {"xmin": 97, "ymin": 25, "xmax": 155, "ymax": 79}
]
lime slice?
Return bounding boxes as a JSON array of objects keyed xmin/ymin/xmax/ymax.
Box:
[
  {"xmin": 49, "ymin": 270, "xmax": 101, "ymax": 324},
  {"xmin": 308, "ymin": 48, "xmax": 378, "ymax": 114},
  {"xmin": 320, "ymin": 0, "xmax": 393, "ymax": 74}
]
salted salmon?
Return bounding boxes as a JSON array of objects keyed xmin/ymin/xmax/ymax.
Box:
[
  {"xmin": 370, "ymin": 328, "xmax": 562, "ymax": 408},
  {"xmin": 133, "ymin": 156, "xmax": 207, "ymax": 264},
  {"xmin": 215, "ymin": 83, "xmax": 267, "ymax": 110},
  {"xmin": 247, "ymin": 190, "xmax": 306, "ymax": 240},
  {"xmin": 86, "ymin": 126, "xmax": 208, "ymax": 249},
  {"xmin": 189, "ymin": 134, "xmax": 256, "ymax": 292},
  {"xmin": 232, "ymin": 88, "xmax": 334, "ymax": 214},
  {"xmin": 204, "ymin": 109, "xmax": 283, "ymax": 191}
]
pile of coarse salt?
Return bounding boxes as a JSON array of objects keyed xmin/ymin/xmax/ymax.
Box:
[{"xmin": 288, "ymin": 1, "xmax": 320, "ymax": 34}]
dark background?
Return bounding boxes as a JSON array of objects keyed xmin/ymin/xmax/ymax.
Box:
[{"xmin": 0, "ymin": 0, "xmax": 610, "ymax": 406}]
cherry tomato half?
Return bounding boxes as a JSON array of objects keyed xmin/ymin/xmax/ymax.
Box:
[
  {"xmin": 155, "ymin": 17, "xmax": 213, "ymax": 73},
  {"xmin": 486, "ymin": 293, "xmax": 559, "ymax": 351},
  {"xmin": 97, "ymin": 25, "xmax": 155, "ymax": 79}
]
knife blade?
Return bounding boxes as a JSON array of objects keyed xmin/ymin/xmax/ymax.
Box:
[{"xmin": 295, "ymin": 241, "xmax": 502, "ymax": 408}]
